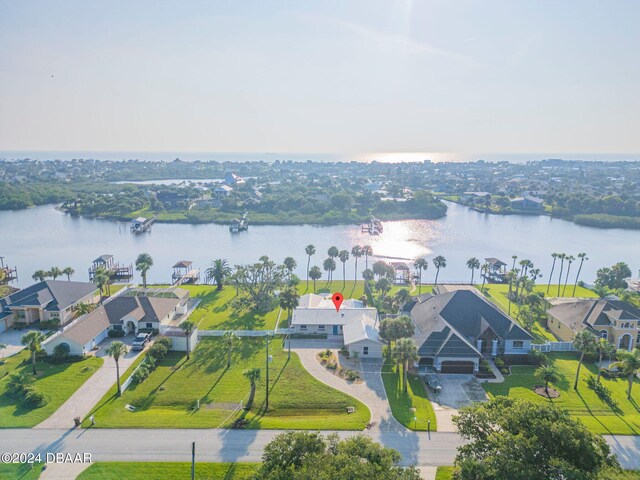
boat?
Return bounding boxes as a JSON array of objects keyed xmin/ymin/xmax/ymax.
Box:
[
  {"xmin": 361, "ymin": 216, "xmax": 383, "ymax": 235},
  {"xmin": 130, "ymin": 216, "xmax": 155, "ymax": 234},
  {"xmin": 229, "ymin": 212, "xmax": 249, "ymax": 233}
]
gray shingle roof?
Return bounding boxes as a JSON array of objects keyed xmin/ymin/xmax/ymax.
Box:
[
  {"xmin": 0, "ymin": 281, "xmax": 97, "ymax": 312},
  {"xmin": 548, "ymin": 299, "xmax": 640, "ymax": 332}
]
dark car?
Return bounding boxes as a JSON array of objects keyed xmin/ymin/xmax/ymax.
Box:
[{"xmin": 131, "ymin": 332, "xmax": 151, "ymax": 351}]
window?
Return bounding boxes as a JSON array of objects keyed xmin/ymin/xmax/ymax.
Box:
[
  {"xmin": 300, "ymin": 325, "xmax": 307, "ymax": 331},
  {"xmin": 513, "ymin": 341, "xmax": 524, "ymax": 349},
  {"xmin": 318, "ymin": 325, "xmax": 325, "ymax": 331},
  {"xmin": 363, "ymin": 346, "xmax": 369, "ymax": 355},
  {"xmin": 146, "ymin": 323, "xmax": 153, "ymax": 329},
  {"xmin": 599, "ymin": 330, "xmax": 608, "ymax": 340},
  {"xmin": 113, "ymin": 324, "xmax": 123, "ymax": 331}
]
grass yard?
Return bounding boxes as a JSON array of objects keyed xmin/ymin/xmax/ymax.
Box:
[
  {"xmin": 484, "ymin": 353, "xmax": 640, "ymax": 435},
  {"xmin": 381, "ymin": 359, "xmax": 437, "ymax": 431},
  {"xmin": 479, "ymin": 284, "xmax": 597, "ymax": 343},
  {"xmin": 435, "ymin": 466, "xmax": 454, "ymax": 480},
  {"xmin": 0, "ymin": 462, "xmax": 44, "ymax": 480},
  {"xmin": 85, "ymin": 337, "xmax": 370, "ymax": 430},
  {"xmin": 0, "ymin": 351, "xmax": 103, "ymax": 427},
  {"xmin": 77, "ymin": 462, "xmax": 259, "ymax": 480}
]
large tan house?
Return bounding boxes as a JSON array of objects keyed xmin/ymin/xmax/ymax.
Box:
[{"xmin": 547, "ymin": 298, "xmax": 640, "ymax": 350}]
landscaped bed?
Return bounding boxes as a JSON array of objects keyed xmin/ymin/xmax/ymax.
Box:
[
  {"xmin": 0, "ymin": 351, "xmax": 103, "ymax": 427},
  {"xmin": 77, "ymin": 462, "xmax": 259, "ymax": 480},
  {"xmin": 316, "ymin": 349, "xmax": 362, "ymax": 383},
  {"xmin": 84, "ymin": 337, "xmax": 370, "ymax": 430},
  {"xmin": 484, "ymin": 352, "xmax": 640, "ymax": 435}
]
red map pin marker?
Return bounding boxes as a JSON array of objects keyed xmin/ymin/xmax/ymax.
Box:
[{"xmin": 332, "ymin": 293, "xmax": 344, "ymax": 312}]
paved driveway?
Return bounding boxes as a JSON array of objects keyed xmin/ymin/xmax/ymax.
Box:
[
  {"xmin": 426, "ymin": 374, "xmax": 488, "ymax": 432},
  {"xmin": 0, "ymin": 328, "xmax": 40, "ymax": 357},
  {"xmin": 35, "ymin": 337, "xmax": 145, "ymax": 429}
]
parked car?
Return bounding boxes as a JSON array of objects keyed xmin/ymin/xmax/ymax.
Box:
[{"xmin": 131, "ymin": 332, "xmax": 151, "ymax": 351}]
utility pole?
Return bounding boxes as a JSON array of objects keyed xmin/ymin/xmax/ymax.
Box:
[
  {"xmin": 191, "ymin": 441, "xmax": 195, "ymax": 480},
  {"xmin": 266, "ymin": 335, "xmax": 270, "ymax": 411}
]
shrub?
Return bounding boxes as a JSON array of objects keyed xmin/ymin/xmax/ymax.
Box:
[
  {"xmin": 344, "ymin": 370, "xmax": 359, "ymax": 382},
  {"xmin": 131, "ymin": 365, "xmax": 150, "ymax": 385},
  {"xmin": 155, "ymin": 336, "xmax": 172, "ymax": 350},
  {"xmin": 53, "ymin": 343, "xmax": 70, "ymax": 361},
  {"xmin": 500, "ymin": 367, "xmax": 510, "ymax": 375},
  {"xmin": 494, "ymin": 358, "xmax": 505, "ymax": 368},
  {"xmin": 22, "ymin": 387, "xmax": 47, "ymax": 408},
  {"xmin": 6, "ymin": 372, "xmax": 33, "ymax": 398},
  {"xmin": 108, "ymin": 329, "xmax": 125, "ymax": 338},
  {"xmin": 585, "ymin": 375, "xmax": 618, "ymax": 409},
  {"xmin": 326, "ymin": 361, "xmax": 337, "ymax": 370},
  {"xmin": 148, "ymin": 343, "xmax": 168, "ymax": 360},
  {"xmin": 527, "ymin": 350, "xmax": 548, "ymax": 366},
  {"xmin": 600, "ymin": 368, "xmax": 623, "ymax": 379}
]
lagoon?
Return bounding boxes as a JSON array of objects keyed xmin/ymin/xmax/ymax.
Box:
[{"xmin": 1, "ymin": 202, "xmax": 637, "ymax": 288}]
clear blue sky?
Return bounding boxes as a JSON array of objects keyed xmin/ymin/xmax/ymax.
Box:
[{"xmin": 0, "ymin": 0, "xmax": 638, "ymax": 154}]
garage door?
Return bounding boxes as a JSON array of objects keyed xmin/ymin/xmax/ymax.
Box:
[{"xmin": 440, "ymin": 361, "xmax": 475, "ymax": 374}]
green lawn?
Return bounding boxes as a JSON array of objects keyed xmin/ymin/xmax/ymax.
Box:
[
  {"xmin": 0, "ymin": 462, "xmax": 44, "ymax": 480},
  {"xmin": 84, "ymin": 337, "xmax": 370, "ymax": 430},
  {"xmin": 0, "ymin": 351, "xmax": 103, "ymax": 427},
  {"xmin": 484, "ymin": 353, "xmax": 640, "ymax": 435},
  {"xmin": 381, "ymin": 359, "xmax": 437, "ymax": 431},
  {"xmin": 435, "ymin": 466, "xmax": 454, "ymax": 480},
  {"xmin": 479, "ymin": 284, "xmax": 598, "ymax": 343},
  {"xmin": 77, "ymin": 462, "xmax": 259, "ymax": 480}
]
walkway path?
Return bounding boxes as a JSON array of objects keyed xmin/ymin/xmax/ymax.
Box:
[
  {"xmin": 39, "ymin": 462, "xmax": 90, "ymax": 480},
  {"xmin": 36, "ymin": 338, "xmax": 144, "ymax": 429}
]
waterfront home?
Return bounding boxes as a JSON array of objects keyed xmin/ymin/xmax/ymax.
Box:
[
  {"xmin": 0, "ymin": 280, "xmax": 99, "ymax": 332},
  {"xmin": 509, "ymin": 195, "xmax": 544, "ymax": 211},
  {"xmin": 405, "ymin": 290, "xmax": 532, "ymax": 373},
  {"xmin": 224, "ymin": 172, "xmax": 245, "ymax": 186},
  {"xmin": 214, "ymin": 184, "xmax": 233, "ymax": 199},
  {"xmin": 291, "ymin": 293, "xmax": 383, "ymax": 358},
  {"xmin": 547, "ymin": 298, "xmax": 640, "ymax": 350}
]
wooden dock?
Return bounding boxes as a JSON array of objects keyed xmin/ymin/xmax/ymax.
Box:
[
  {"xmin": 130, "ymin": 216, "xmax": 155, "ymax": 234},
  {"xmin": 0, "ymin": 256, "xmax": 18, "ymax": 284},
  {"xmin": 229, "ymin": 212, "xmax": 249, "ymax": 233},
  {"xmin": 172, "ymin": 260, "xmax": 201, "ymax": 286},
  {"xmin": 361, "ymin": 217, "xmax": 383, "ymax": 235},
  {"xmin": 88, "ymin": 254, "xmax": 134, "ymax": 282}
]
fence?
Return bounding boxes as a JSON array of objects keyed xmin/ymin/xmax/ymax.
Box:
[{"xmin": 531, "ymin": 341, "xmax": 576, "ymax": 353}]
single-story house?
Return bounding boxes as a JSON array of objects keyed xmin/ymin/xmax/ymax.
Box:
[
  {"xmin": 510, "ymin": 195, "xmax": 544, "ymax": 211},
  {"xmin": 0, "ymin": 280, "xmax": 99, "ymax": 332},
  {"xmin": 44, "ymin": 307, "xmax": 111, "ymax": 356},
  {"xmin": 547, "ymin": 298, "xmax": 640, "ymax": 351},
  {"xmin": 214, "ymin": 184, "xmax": 234, "ymax": 199},
  {"xmin": 291, "ymin": 293, "xmax": 382, "ymax": 358},
  {"xmin": 406, "ymin": 290, "xmax": 533, "ymax": 373}
]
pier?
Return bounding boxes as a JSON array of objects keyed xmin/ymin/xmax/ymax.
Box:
[
  {"xmin": 130, "ymin": 216, "xmax": 155, "ymax": 234},
  {"xmin": 361, "ymin": 217, "xmax": 383, "ymax": 235},
  {"xmin": 0, "ymin": 256, "xmax": 18, "ymax": 284},
  {"xmin": 229, "ymin": 212, "xmax": 249, "ymax": 233},
  {"xmin": 88, "ymin": 254, "xmax": 134, "ymax": 283},
  {"xmin": 171, "ymin": 260, "xmax": 201, "ymax": 286}
]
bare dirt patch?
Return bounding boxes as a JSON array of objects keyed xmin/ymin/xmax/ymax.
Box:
[{"xmin": 533, "ymin": 386, "xmax": 561, "ymax": 398}]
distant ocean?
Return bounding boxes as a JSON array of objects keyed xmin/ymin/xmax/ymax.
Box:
[{"xmin": 0, "ymin": 151, "xmax": 638, "ymax": 164}]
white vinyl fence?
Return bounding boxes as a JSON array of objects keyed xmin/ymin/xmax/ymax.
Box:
[{"xmin": 531, "ymin": 341, "xmax": 577, "ymax": 353}]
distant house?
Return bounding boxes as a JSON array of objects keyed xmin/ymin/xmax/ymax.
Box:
[
  {"xmin": 405, "ymin": 291, "xmax": 533, "ymax": 373},
  {"xmin": 224, "ymin": 173, "xmax": 245, "ymax": 186},
  {"xmin": 510, "ymin": 195, "xmax": 544, "ymax": 211},
  {"xmin": 547, "ymin": 298, "xmax": 640, "ymax": 351},
  {"xmin": 291, "ymin": 293, "xmax": 383, "ymax": 358},
  {"xmin": 214, "ymin": 184, "xmax": 234, "ymax": 199},
  {"xmin": 0, "ymin": 281, "xmax": 99, "ymax": 331}
]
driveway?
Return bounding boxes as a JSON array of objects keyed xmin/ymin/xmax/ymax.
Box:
[
  {"xmin": 425, "ymin": 374, "xmax": 488, "ymax": 432},
  {"xmin": 0, "ymin": 328, "xmax": 41, "ymax": 357},
  {"xmin": 35, "ymin": 337, "xmax": 145, "ymax": 429}
]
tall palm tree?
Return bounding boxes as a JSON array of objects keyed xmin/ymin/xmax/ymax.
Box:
[
  {"xmin": 375, "ymin": 277, "xmax": 391, "ymax": 300},
  {"xmin": 433, "ymin": 256, "xmax": 447, "ymax": 285},
  {"xmin": 135, "ymin": 253, "xmax": 154, "ymax": 288},
  {"xmin": 572, "ymin": 330, "xmax": 597, "ymax": 390},
  {"xmin": 572, "ymin": 253, "xmax": 588, "ymax": 296},
  {"xmin": 351, "ymin": 246, "xmax": 362, "ymax": 284},
  {"xmin": 323, "ymin": 258, "xmax": 336, "ymax": 285},
  {"xmin": 222, "ymin": 331, "xmax": 237, "ymax": 368},
  {"xmin": 106, "ymin": 340, "xmax": 127, "ymax": 396},
  {"xmin": 180, "ymin": 320, "xmax": 196, "ymax": 360},
  {"xmin": 309, "ymin": 266, "xmax": 322, "ymax": 293},
  {"xmin": 414, "ymin": 258, "xmax": 428, "ymax": 294},
  {"xmin": 393, "ymin": 338, "xmax": 419, "ymax": 393},
  {"xmin": 62, "ymin": 267, "xmax": 75, "ymax": 281},
  {"xmin": 612, "ymin": 349, "xmax": 640, "ymax": 400},
  {"xmin": 205, "ymin": 259, "xmax": 232, "ymax": 290},
  {"xmin": 547, "ymin": 253, "xmax": 559, "ymax": 294},
  {"xmin": 562, "ymin": 255, "xmax": 575, "ymax": 296},
  {"xmin": 305, "ymin": 244, "xmax": 316, "ymax": 289},
  {"xmin": 93, "ymin": 267, "xmax": 111, "ymax": 297},
  {"xmin": 338, "ymin": 250, "xmax": 349, "ymax": 288},
  {"xmin": 557, "ymin": 253, "xmax": 567, "ymax": 296},
  {"xmin": 32, "ymin": 270, "xmax": 47, "ymax": 282},
  {"xmin": 596, "ymin": 338, "xmax": 615, "ymax": 383},
  {"xmin": 279, "ymin": 287, "xmax": 300, "ymax": 358},
  {"xmin": 21, "ymin": 331, "xmax": 46, "ymax": 375},
  {"xmin": 467, "ymin": 257, "xmax": 480, "ymax": 284},
  {"xmin": 243, "ymin": 368, "xmax": 261, "ymax": 410},
  {"xmin": 362, "ymin": 245, "xmax": 373, "ymax": 270},
  {"xmin": 480, "ymin": 263, "xmax": 490, "ymax": 293},
  {"xmin": 535, "ymin": 364, "xmax": 558, "ymax": 395},
  {"xmin": 505, "ymin": 269, "xmax": 518, "ymax": 315},
  {"xmin": 48, "ymin": 267, "xmax": 62, "ymax": 280},
  {"xmin": 511, "ymin": 255, "xmax": 518, "ymax": 271},
  {"xmin": 327, "ymin": 246, "xmax": 339, "ymax": 261},
  {"xmin": 283, "ymin": 257, "xmax": 297, "ymax": 281}
]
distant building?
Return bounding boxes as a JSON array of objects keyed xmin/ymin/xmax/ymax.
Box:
[
  {"xmin": 224, "ymin": 173, "xmax": 245, "ymax": 186},
  {"xmin": 214, "ymin": 184, "xmax": 234, "ymax": 199},
  {"xmin": 510, "ymin": 195, "xmax": 544, "ymax": 211}
]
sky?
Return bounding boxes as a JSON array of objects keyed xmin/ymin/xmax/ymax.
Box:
[{"xmin": 0, "ymin": 0, "xmax": 638, "ymax": 154}]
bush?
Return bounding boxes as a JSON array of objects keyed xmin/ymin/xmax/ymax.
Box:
[
  {"xmin": 131, "ymin": 364, "xmax": 150, "ymax": 385},
  {"xmin": 585, "ymin": 375, "xmax": 618, "ymax": 409},
  {"xmin": 148, "ymin": 343, "xmax": 168, "ymax": 360},
  {"xmin": 53, "ymin": 343, "xmax": 70, "ymax": 361},
  {"xmin": 500, "ymin": 367, "xmax": 510, "ymax": 375},
  {"xmin": 494, "ymin": 358, "xmax": 505, "ymax": 368},
  {"xmin": 326, "ymin": 361, "xmax": 337, "ymax": 370},
  {"xmin": 527, "ymin": 350, "xmax": 548, "ymax": 366},
  {"xmin": 22, "ymin": 387, "xmax": 47, "ymax": 408},
  {"xmin": 108, "ymin": 329, "xmax": 125, "ymax": 338},
  {"xmin": 600, "ymin": 368, "xmax": 623, "ymax": 379},
  {"xmin": 155, "ymin": 336, "xmax": 172, "ymax": 350},
  {"xmin": 344, "ymin": 370, "xmax": 359, "ymax": 382}
]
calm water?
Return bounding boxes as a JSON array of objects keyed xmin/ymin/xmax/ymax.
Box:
[{"xmin": 1, "ymin": 202, "xmax": 638, "ymax": 288}]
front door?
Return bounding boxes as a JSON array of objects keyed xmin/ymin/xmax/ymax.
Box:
[{"xmin": 333, "ymin": 325, "xmax": 339, "ymax": 335}]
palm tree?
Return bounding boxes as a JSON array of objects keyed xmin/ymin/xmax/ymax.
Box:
[
  {"xmin": 547, "ymin": 253, "xmax": 559, "ymax": 294},
  {"xmin": 557, "ymin": 253, "xmax": 567, "ymax": 296},
  {"xmin": 351, "ymin": 246, "xmax": 362, "ymax": 284},
  {"xmin": 305, "ymin": 244, "xmax": 316, "ymax": 289},
  {"xmin": 612, "ymin": 349, "xmax": 640, "ymax": 400},
  {"xmin": 180, "ymin": 320, "xmax": 196, "ymax": 360},
  {"xmin": 467, "ymin": 257, "xmax": 480, "ymax": 284},
  {"xmin": 21, "ymin": 331, "xmax": 46, "ymax": 375},
  {"xmin": 479, "ymin": 262, "xmax": 490, "ymax": 293},
  {"xmin": 75, "ymin": 302, "xmax": 97, "ymax": 316},
  {"xmin": 62, "ymin": 267, "xmax": 75, "ymax": 281},
  {"xmin": 572, "ymin": 253, "xmax": 588, "ymax": 296},
  {"xmin": 505, "ymin": 269, "xmax": 518, "ymax": 315},
  {"xmin": 572, "ymin": 330, "xmax": 597, "ymax": 390},
  {"xmin": 93, "ymin": 267, "xmax": 111, "ymax": 297},
  {"xmin": 106, "ymin": 340, "xmax": 127, "ymax": 396},
  {"xmin": 414, "ymin": 258, "xmax": 428, "ymax": 294},
  {"xmin": 393, "ymin": 338, "xmax": 419, "ymax": 393},
  {"xmin": 243, "ymin": 367, "xmax": 261, "ymax": 410},
  {"xmin": 32, "ymin": 270, "xmax": 47, "ymax": 282},
  {"xmin": 222, "ymin": 331, "xmax": 237, "ymax": 368},
  {"xmin": 433, "ymin": 256, "xmax": 446, "ymax": 285},
  {"xmin": 393, "ymin": 288, "xmax": 411, "ymax": 312},
  {"xmin": 135, "ymin": 253, "xmax": 153, "ymax": 288},
  {"xmin": 535, "ymin": 364, "xmax": 559, "ymax": 395},
  {"xmin": 49, "ymin": 267, "xmax": 62, "ymax": 280},
  {"xmin": 596, "ymin": 338, "xmax": 616, "ymax": 383},
  {"xmin": 511, "ymin": 255, "xmax": 518, "ymax": 271},
  {"xmin": 338, "ymin": 250, "xmax": 349, "ymax": 288},
  {"xmin": 375, "ymin": 277, "xmax": 391, "ymax": 300},
  {"xmin": 323, "ymin": 257, "xmax": 336, "ymax": 285},
  {"xmin": 362, "ymin": 245, "xmax": 373, "ymax": 270},
  {"xmin": 562, "ymin": 255, "xmax": 575, "ymax": 296},
  {"xmin": 309, "ymin": 266, "xmax": 322, "ymax": 293},
  {"xmin": 327, "ymin": 246, "xmax": 339, "ymax": 261},
  {"xmin": 283, "ymin": 257, "xmax": 297, "ymax": 281},
  {"xmin": 279, "ymin": 287, "xmax": 300, "ymax": 358},
  {"xmin": 205, "ymin": 259, "xmax": 232, "ymax": 290}
]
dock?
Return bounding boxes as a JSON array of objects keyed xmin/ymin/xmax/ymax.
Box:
[
  {"xmin": 0, "ymin": 256, "xmax": 18, "ymax": 284},
  {"xmin": 361, "ymin": 217, "xmax": 383, "ymax": 235},
  {"xmin": 130, "ymin": 216, "xmax": 155, "ymax": 234},
  {"xmin": 88, "ymin": 254, "xmax": 134, "ymax": 283},
  {"xmin": 229, "ymin": 212, "xmax": 249, "ymax": 233},
  {"xmin": 172, "ymin": 260, "xmax": 200, "ymax": 286}
]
